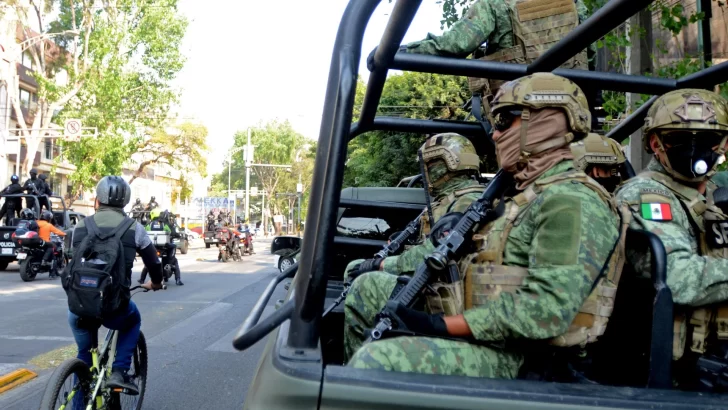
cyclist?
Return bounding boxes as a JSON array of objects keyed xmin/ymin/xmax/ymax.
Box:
[
  {"xmin": 37, "ymin": 210, "xmax": 66, "ymax": 278},
  {"xmin": 67, "ymin": 176, "xmax": 163, "ymax": 395}
]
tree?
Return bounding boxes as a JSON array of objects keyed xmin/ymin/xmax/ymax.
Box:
[
  {"xmin": 127, "ymin": 122, "xmax": 209, "ymax": 185},
  {"xmin": 7, "ymin": 0, "xmax": 187, "ymax": 202},
  {"xmin": 211, "ymin": 120, "xmax": 315, "ymax": 229},
  {"xmin": 344, "ymin": 72, "xmax": 470, "ymax": 188}
]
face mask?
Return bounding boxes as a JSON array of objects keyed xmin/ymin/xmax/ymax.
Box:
[{"xmin": 664, "ymin": 140, "xmax": 721, "ymax": 181}]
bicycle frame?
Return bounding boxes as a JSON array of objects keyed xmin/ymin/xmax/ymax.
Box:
[{"xmin": 84, "ymin": 329, "xmax": 118, "ymax": 410}]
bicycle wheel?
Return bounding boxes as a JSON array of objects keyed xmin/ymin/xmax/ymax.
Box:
[
  {"xmin": 109, "ymin": 331, "xmax": 148, "ymax": 410},
  {"xmin": 39, "ymin": 358, "xmax": 92, "ymax": 410}
]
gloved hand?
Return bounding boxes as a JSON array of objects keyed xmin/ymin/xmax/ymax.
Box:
[
  {"xmin": 348, "ymin": 257, "xmax": 384, "ymax": 282},
  {"xmin": 366, "ymin": 45, "xmax": 408, "ymax": 72},
  {"xmin": 386, "ymin": 300, "xmax": 449, "ymax": 337}
]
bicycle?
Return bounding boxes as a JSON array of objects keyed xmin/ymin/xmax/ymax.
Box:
[{"xmin": 40, "ymin": 285, "xmax": 165, "ymax": 410}]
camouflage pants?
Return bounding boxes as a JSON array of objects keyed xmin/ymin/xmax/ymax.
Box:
[
  {"xmin": 343, "ymin": 259, "xmax": 366, "ymax": 282},
  {"xmin": 344, "ymin": 271, "xmax": 523, "ymax": 378}
]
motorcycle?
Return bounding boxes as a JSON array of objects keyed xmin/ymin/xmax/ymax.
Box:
[
  {"xmin": 12, "ymin": 221, "xmax": 66, "ymax": 282},
  {"xmin": 140, "ymin": 242, "xmax": 179, "ymax": 283},
  {"xmin": 238, "ymin": 229, "xmax": 255, "ymax": 255},
  {"xmin": 216, "ymin": 227, "xmax": 241, "ymax": 262}
]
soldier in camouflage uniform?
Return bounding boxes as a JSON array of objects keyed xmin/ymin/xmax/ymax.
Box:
[
  {"xmin": 344, "ymin": 133, "xmax": 484, "ymax": 283},
  {"xmin": 403, "ymin": 0, "xmax": 593, "ymax": 110},
  {"xmin": 571, "ymin": 133, "xmax": 627, "ymax": 193},
  {"xmin": 345, "ymin": 73, "xmax": 620, "ymax": 378},
  {"xmin": 615, "ymin": 89, "xmax": 728, "ymax": 390}
]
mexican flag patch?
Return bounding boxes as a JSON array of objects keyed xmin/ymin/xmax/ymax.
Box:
[{"xmin": 641, "ymin": 203, "xmax": 672, "ymax": 221}]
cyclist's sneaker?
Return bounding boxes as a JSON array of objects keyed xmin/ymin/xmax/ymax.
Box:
[
  {"xmin": 107, "ymin": 369, "xmax": 139, "ymax": 395},
  {"xmin": 176, "ymin": 279, "xmax": 184, "ymax": 286}
]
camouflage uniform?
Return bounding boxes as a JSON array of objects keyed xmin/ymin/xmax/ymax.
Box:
[
  {"xmin": 405, "ymin": 0, "xmax": 593, "ymax": 97},
  {"xmin": 346, "ymin": 74, "xmax": 620, "ymax": 376},
  {"xmin": 344, "ymin": 134, "xmax": 484, "ymax": 280},
  {"xmin": 615, "ymin": 90, "xmax": 728, "ymax": 369}
]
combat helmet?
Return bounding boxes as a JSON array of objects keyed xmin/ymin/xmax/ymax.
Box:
[
  {"xmin": 644, "ymin": 89, "xmax": 728, "ymax": 181},
  {"xmin": 571, "ymin": 133, "xmax": 625, "ymax": 173},
  {"xmin": 418, "ymin": 133, "xmax": 480, "ymax": 191},
  {"xmin": 491, "ymin": 73, "xmax": 591, "ymax": 165}
]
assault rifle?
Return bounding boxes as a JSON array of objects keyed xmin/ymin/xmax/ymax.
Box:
[
  {"xmin": 322, "ymin": 208, "xmax": 428, "ymax": 318},
  {"xmin": 374, "ymin": 208, "xmax": 427, "ymax": 259},
  {"xmin": 365, "ymin": 169, "xmax": 513, "ymax": 342}
]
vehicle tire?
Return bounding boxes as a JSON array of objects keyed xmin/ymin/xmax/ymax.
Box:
[
  {"xmin": 0, "ymin": 260, "xmax": 8, "ymax": 271},
  {"xmin": 108, "ymin": 331, "xmax": 148, "ymax": 410},
  {"xmin": 221, "ymin": 250, "xmax": 229, "ymax": 263},
  {"xmin": 278, "ymin": 255, "xmax": 295, "ymax": 272},
  {"xmin": 179, "ymin": 240, "xmax": 189, "ymax": 255},
  {"xmin": 19, "ymin": 259, "xmax": 37, "ymax": 282},
  {"xmin": 205, "ymin": 242, "xmax": 211, "ymax": 249},
  {"xmin": 39, "ymin": 358, "xmax": 92, "ymax": 410}
]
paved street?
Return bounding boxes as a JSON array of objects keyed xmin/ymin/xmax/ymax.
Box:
[{"xmin": 0, "ymin": 238, "xmax": 286, "ymax": 409}]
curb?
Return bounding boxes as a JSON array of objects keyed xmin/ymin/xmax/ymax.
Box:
[{"xmin": 0, "ymin": 368, "xmax": 37, "ymax": 394}]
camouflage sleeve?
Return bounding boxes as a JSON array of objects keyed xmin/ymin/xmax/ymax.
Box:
[
  {"xmin": 405, "ymin": 0, "xmax": 498, "ymax": 57},
  {"xmin": 616, "ymin": 180, "xmax": 728, "ymax": 306},
  {"xmin": 381, "ymin": 239, "xmax": 435, "ymax": 275},
  {"xmin": 463, "ymin": 183, "xmax": 618, "ymax": 342},
  {"xmin": 382, "ymin": 193, "xmax": 480, "ymax": 274}
]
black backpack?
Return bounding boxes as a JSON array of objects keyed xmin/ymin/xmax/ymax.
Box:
[{"xmin": 62, "ymin": 216, "xmax": 135, "ymax": 319}]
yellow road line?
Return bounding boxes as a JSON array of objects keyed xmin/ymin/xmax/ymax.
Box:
[{"xmin": 0, "ymin": 368, "xmax": 37, "ymax": 394}]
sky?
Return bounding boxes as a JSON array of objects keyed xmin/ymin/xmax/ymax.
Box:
[{"xmin": 174, "ymin": 0, "xmax": 447, "ymax": 175}]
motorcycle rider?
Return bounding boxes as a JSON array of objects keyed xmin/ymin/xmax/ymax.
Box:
[
  {"xmin": 0, "ymin": 175, "xmax": 23, "ymax": 225},
  {"xmin": 67, "ymin": 176, "xmax": 163, "ymax": 395},
  {"xmin": 37, "ymin": 173, "xmax": 52, "ymax": 211},
  {"xmin": 140, "ymin": 209, "xmax": 183, "ymax": 285},
  {"xmin": 38, "ymin": 210, "xmax": 66, "ymax": 279}
]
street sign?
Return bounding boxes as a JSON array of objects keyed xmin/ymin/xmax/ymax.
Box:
[
  {"xmin": 64, "ymin": 119, "xmax": 82, "ymax": 141},
  {"xmin": 251, "ymin": 186, "xmax": 258, "ymax": 197},
  {"xmin": 296, "ymin": 183, "xmax": 303, "ymax": 193}
]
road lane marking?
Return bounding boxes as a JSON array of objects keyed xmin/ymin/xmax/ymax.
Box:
[{"xmin": 147, "ymin": 302, "xmax": 233, "ymax": 347}]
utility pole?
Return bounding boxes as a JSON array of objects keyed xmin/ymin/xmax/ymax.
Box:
[{"xmin": 297, "ymin": 175, "xmax": 303, "ymax": 236}]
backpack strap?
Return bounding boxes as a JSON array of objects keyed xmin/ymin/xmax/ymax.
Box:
[{"xmin": 86, "ymin": 216, "xmax": 136, "ymax": 241}]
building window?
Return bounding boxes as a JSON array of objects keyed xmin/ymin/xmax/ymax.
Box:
[
  {"xmin": 45, "ymin": 139, "xmax": 52, "ymax": 160},
  {"xmin": 21, "ymin": 52, "xmax": 33, "ymax": 69},
  {"xmin": 49, "ymin": 175, "xmax": 61, "ymax": 195},
  {"xmin": 19, "ymin": 89, "xmax": 30, "ymax": 108}
]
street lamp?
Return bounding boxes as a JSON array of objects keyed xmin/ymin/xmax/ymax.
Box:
[
  {"xmin": 226, "ymin": 146, "xmax": 246, "ymax": 219},
  {"xmin": 296, "ymin": 176, "xmax": 303, "ymax": 236}
]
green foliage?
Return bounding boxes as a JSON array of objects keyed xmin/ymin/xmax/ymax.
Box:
[
  {"xmin": 344, "ymin": 72, "xmax": 469, "ymax": 188},
  {"xmin": 211, "ymin": 121, "xmax": 314, "ymax": 222},
  {"xmin": 11, "ymin": 0, "xmax": 188, "ymax": 204}
]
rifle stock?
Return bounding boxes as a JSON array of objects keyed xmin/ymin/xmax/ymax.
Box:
[{"xmin": 365, "ymin": 170, "xmax": 513, "ymax": 343}]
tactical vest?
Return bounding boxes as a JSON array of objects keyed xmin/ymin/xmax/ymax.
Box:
[
  {"xmin": 424, "ymin": 185, "xmax": 485, "ymax": 316},
  {"xmin": 639, "ymin": 171, "xmax": 728, "ymax": 360},
  {"xmin": 458, "ymin": 171, "xmax": 626, "ymax": 347},
  {"xmin": 468, "ymin": 0, "xmax": 588, "ymax": 96}
]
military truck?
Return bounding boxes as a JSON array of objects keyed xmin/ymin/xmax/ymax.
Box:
[{"xmin": 230, "ymin": 0, "xmax": 728, "ymax": 408}]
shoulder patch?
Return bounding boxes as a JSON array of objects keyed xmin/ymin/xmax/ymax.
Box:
[
  {"xmin": 640, "ymin": 187, "xmax": 671, "ymax": 197},
  {"xmin": 640, "ymin": 193, "xmax": 671, "ymax": 204},
  {"xmin": 640, "ymin": 201, "xmax": 673, "ymax": 221}
]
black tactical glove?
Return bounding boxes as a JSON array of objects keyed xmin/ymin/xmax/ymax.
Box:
[
  {"xmin": 366, "ymin": 45, "xmax": 408, "ymax": 72},
  {"xmin": 386, "ymin": 300, "xmax": 449, "ymax": 337},
  {"xmin": 348, "ymin": 257, "xmax": 384, "ymax": 282}
]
